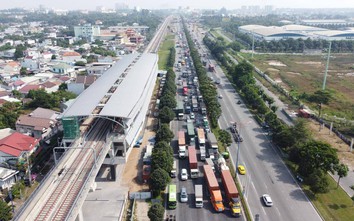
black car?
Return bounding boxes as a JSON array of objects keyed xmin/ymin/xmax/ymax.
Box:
[{"xmin": 237, "ymin": 100, "xmax": 242, "ymax": 104}]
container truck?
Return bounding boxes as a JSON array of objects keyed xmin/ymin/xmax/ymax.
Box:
[
  {"xmin": 221, "ymin": 169, "xmax": 241, "ymax": 217},
  {"xmin": 186, "ymin": 122, "xmax": 195, "ymax": 144},
  {"xmin": 203, "ymin": 165, "xmax": 224, "ymax": 212},
  {"xmin": 208, "ymin": 132, "xmax": 218, "ymax": 149},
  {"xmin": 195, "ymin": 184, "xmax": 203, "ymax": 208},
  {"xmin": 192, "ymin": 97, "xmax": 198, "ymax": 112},
  {"xmin": 170, "ymin": 160, "xmax": 177, "ymax": 178},
  {"xmin": 197, "ymin": 128, "xmax": 206, "ymax": 160},
  {"xmin": 178, "ymin": 131, "xmax": 186, "ymax": 158},
  {"xmin": 188, "ymin": 146, "xmax": 199, "ymax": 178},
  {"xmin": 200, "ymin": 102, "xmax": 207, "ymax": 115},
  {"xmin": 176, "ymin": 101, "xmax": 184, "ymax": 120}
]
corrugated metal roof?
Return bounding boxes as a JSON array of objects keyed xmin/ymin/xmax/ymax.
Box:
[
  {"xmin": 99, "ymin": 53, "xmax": 158, "ymax": 118},
  {"xmin": 62, "ymin": 54, "xmax": 138, "ymax": 117},
  {"xmin": 62, "ymin": 53, "xmax": 158, "ymax": 119}
]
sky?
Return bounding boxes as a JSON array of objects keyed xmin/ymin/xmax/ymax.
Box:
[{"xmin": 1, "ymin": 0, "xmax": 354, "ymax": 10}]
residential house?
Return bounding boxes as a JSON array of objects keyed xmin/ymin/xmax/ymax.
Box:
[
  {"xmin": 16, "ymin": 108, "xmax": 60, "ymax": 140},
  {"xmin": 21, "ymin": 56, "xmax": 39, "ymax": 71},
  {"xmin": 51, "ymin": 63, "xmax": 75, "ymax": 75},
  {"xmin": 0, "ymin": 167, "xmax": 19, "ymax": 190},
  {"xmin": 41, "ymin": 81, "xmax": 60, "ymax": 93},
  {"xmin": 0, "ymin": 49, "xmax": 16, "ymax": 58},
  {"xmin": 18, "ymin": 84, "xmax": 44, "ymax": 97},
  {"xmin": 0, "ymin": 61, "xmax": 20, "ymax": 76},
  {"xmin": 67, "ymin": 75, "xmax": 96, "ymax": 95},
  {"xmin": 61, "ymin": 51, "xmax": 81, "ymax": 63},
  {"xmin": 0, "ymin": 132, "xmax": 40, "ymax": 164},
  {"xmin": 86, "ymin": 65, "xmax": 108, "ymax": 76}
]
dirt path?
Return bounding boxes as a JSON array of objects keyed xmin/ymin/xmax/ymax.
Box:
[
  {"xmin": 308, "ymin": 119, "xmax": 354, "ymax": 170},
  {"xmin": 121, "ymin": 117, "xmax": 157, "ymax": 192}
]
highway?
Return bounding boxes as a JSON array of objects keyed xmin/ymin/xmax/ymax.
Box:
[
  {"xmin": 187, "ymin": 21, "xmax": 322, "ymax": 221},
  {"xmin": 166, "ymin": 19, "xmax": 244, "ymax": 221}
]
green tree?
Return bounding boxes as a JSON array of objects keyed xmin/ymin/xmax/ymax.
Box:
[
  {"xmin": 51, "ymin": 54, "xmax": 57, "ymax": 60},
  {"xmin": 308, "ymin": 169, "xmax": 330, "ymax": 194},
  {"xmin": 148, "ymin": 203, "xmax": 164, "ymax": 221},
  {"xmin": 74, "ymin": 61, "xmax": 86, "ymax": 66},
  {"xmin": 11, "ymin": 90, "xmax": 22, "ymax": 99},
  {"xmin": 0, "ymin": 102, "xmax": 22, "ymax": 129},
  {"xmin": 150, "ymin": 168, "xmax": 170, "ymax": 191},
  {"xmin": 334, "ymin": 163, "xmax": 349, "ymax": 188},
  {"xmin": 297, "ymin": 140, "xmax": 339, "ymax": 177},
  {"xmin": 351, "ymin": 195, "xmax": 354, "ymax": 206},
  {"xmin": 14, "ymin": 44, "xmax": 27, "ymax": 59},
  {"xmin": 0, "ymin": 200, "xmax": 13, "ymax": 221},
  {"xmin": 154, "ymin": 141, "xmax": 173, "ymax": 157},
  {"xmin": 20, "ymin": 67, "xmax": 27, "ymax": 76},
  {"xmin": 26, "ymin": 89, "xmax": 55, "ymax": 109},
  {"xmin": 155, "ymin": 123, "xmax": 174, "ymax": 143},
  {"xmin": 151, "ymin": 148, "xmax": 173, "ymax": 173},
  {"xmin": 58, "ymin": 83, "xmax": 68, "ymax": 91},
  {"xmin": 218, "ymin": 129, "xmax": 232, "ymax": 147},
  {"xmin": 308, "ymin": 90, "xmax": 332, "ymax": 105},
  {"xmin": 158, "ymin": 106, "xmax": 175, "ymax": 123},
  {"xmin": 159, "ymin": 94, "xmax": 176, "ymax": 109}
]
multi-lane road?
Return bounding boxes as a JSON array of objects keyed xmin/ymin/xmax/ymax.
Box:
[
  {"xmin": 165, "ymin": 19, "xmax": 243, "ymax": 221},
  {"xmin": 188, "ymin": 21, "xmax": 322, "ymax": 221}
]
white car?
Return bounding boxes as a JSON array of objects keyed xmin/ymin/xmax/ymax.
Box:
[
  {"xmin": 181, "ymin": 168, "xmax": 188, "ymax": 181},
  {"xmin": 218, "ymin": 94, "xmax": 223, "ymax": 99},
  {"xmin": 262, "ymin": 194, "xmax": 273, "ymax": 207},
  {"xmin": 180, "ymin": 187, "xmax": 188, "ymax": 203},
  {"xmin": 190, "ymin": 113, "xmax": 195, "ymax": 119}
]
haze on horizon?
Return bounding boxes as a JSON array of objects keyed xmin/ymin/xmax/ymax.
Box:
[{"xmin": 2, "ymin": 0, "xmax": 354, "ymax": 10}]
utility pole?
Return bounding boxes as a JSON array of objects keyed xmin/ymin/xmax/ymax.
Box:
[
  {"xmin": 252, "ymin": 33, "xmax": 255, "ymax": 59},
  {"xmin": 323, "ymin": 41, "xmax": 332, "ymax": 90}
]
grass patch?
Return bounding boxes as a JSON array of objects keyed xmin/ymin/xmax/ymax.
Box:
[
  {"xmin": 284, "ymin": 159, "xmax": 354, "ymax": 221},
  {"xmin": 304, "ymin": 175, "xmax": 354, "ymax": 221},
  {"xmin": 158, "ymin": 34, "xmax": 175, "ymax": 70}
]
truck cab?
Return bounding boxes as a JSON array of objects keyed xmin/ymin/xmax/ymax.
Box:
[
  {"xmin": 230, "ymin": 198, "xmax": 241, "ymax": 217},
  {"xmin": 179, "ymin": 146, "xmax": 186, "ymax": 158}
]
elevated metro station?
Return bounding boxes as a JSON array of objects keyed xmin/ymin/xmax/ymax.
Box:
[{"xmin": 60, "ymin": 52, "xmax": 158, "ymax": 179}]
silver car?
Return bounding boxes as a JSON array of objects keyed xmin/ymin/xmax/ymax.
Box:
[{"xmin": 180, "ymin": 187, "xmax": 188, "ymax": 203}]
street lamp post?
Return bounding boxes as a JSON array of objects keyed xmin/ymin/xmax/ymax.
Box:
[{"xmin": 26, "ymin": 152, "xmax": 32, "ymax": 186}]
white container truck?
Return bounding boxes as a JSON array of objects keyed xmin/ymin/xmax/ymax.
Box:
[{"xmin": 195, "ymin": 184, "xmax": 203, "ymax": 208}]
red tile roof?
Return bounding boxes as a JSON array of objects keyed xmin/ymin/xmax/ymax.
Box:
[
  {"xmin": 0, "ymin": 132, "xmax": 40, "ymax": 157},
  {"xmin": 41, "ymin": 81, "xmax": 57, "ymax": 88},
  {"xmin": 62, "ymin": 51, "xmax": 81, "ymax": 57},
  {"xmin": 19, "ymin": 85, "xmax": 43, "ymax": 93}
]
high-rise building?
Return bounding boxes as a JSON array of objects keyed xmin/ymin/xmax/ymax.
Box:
[
  {"xmin": 74, "ymin": 24, "xmax": 100, "ymax": 42},
  {"xmin": 115, "ymin": 2, "xmax": 129, "ymax": 11}
]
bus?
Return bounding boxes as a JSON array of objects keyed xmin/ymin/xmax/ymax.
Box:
[
  {"xmin": 168, "ymin": 184, "xmax": 177, "ymax": 209},
  {"xmin": 187, "ymin": 122, "xmax": 195, "ymax": 144}
]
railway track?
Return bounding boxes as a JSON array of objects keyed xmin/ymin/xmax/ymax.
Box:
[{"xmin": 32, "ymin": 119, "xmax": 111, "ymax": 221}]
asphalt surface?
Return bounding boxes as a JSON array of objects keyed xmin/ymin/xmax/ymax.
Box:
[
  {"xmin": 188, "ymin": 22, "xmax": 323, "ymax": 221},
  {"xmin": 165, "ymin": 20, "xmax": 243, "ymax": 221}
]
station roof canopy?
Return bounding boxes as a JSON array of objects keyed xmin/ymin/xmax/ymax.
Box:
[{"xmin": 62, "ymin": 53, "xmax": 158, "ymax": 119}]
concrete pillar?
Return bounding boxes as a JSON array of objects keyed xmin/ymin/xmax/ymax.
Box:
[
  {"xmin": 329, "ymin": 122, "xmax": 333, "ymax": 135},
  {"xmin": 350, "ymin": 138, "xmax": 353, "ymax": 152},
  {"xmin": 110, "ymin": 165, "xmax": 116, "ymax": 181},
  {"xmin": 75, "ymin": 208, "xmax": 84, "ymax": 221},
  {"xmin": 89, "ymin": 182, "xmax": 97, "ymax": 192}
]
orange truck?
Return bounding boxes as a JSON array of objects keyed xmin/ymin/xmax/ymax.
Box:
[
  {"xmin": 221, "ymin": 169, "xmax": 241, "ymax": 217},
  {"xmin": 203, "ymin": 165, "xmax": 224, "ymax": 212}
]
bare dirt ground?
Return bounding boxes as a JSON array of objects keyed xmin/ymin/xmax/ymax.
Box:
[
  {"xmin": 121, "ymin": 117, "xmax": 157, "ymax": 192},
  {"xmin": 308, "ymin": 119, "xmax": 354, "ymax": 170},
  {"xmin": 268, "ymin": 60, "xmax": 286, "ymax": 66}
]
